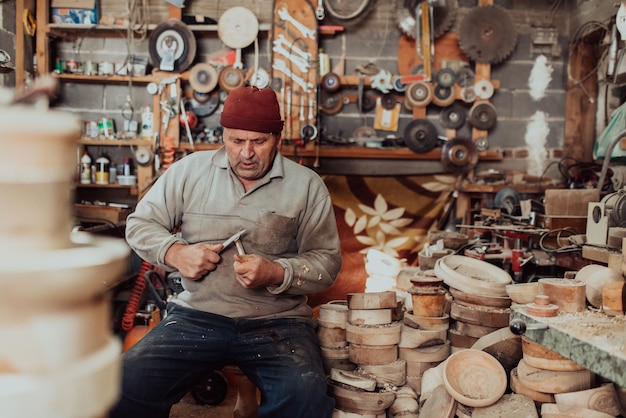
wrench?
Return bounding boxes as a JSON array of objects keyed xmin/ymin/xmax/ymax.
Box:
[
  {"xmin": 272, "ymin": 59, "xmax": 314, "ymax": 92},
  {"xmin": 277, "ymin": 7, "xmax": 316, "ymax": 40},
  {"xmin": 316, "ymin": 0, "xmax": 325, "ymax": 20},
  {"xmin": 274, "ymin": 34, "xmax": 311, "ymax": 61},
  {"xmin": 272, "ymin": 43, "xmax": 310, "ymax": 73}
]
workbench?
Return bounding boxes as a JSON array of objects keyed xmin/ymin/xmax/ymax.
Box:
[{"xmin": 510, "ymin": 307, "xmax": 626, "ymax": 388}]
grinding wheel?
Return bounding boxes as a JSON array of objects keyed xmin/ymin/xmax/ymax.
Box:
[
  {"xmin": 360, "ymin": 89, "xmax": 379, "ymax": 113},
  {"xmin": 319, "ymin": 90, "xmax": 344, "ymax": 115},
  {"xmin": 469, "ymin": 101, "xmax": 497, "ymax": 130},
  {"xmin": 404, "ymin": 119, "xmax": 439, "ymax": 154},
  {"xmin": 149, "ymin": 19, "xmax": 196, "ymax": 73},
  {"xmin": 321, "ymin": 72, "xmax": 342, "ymax": 92},
  {"xmin": 380, "ymin": 93, "xmax": 398, "ymax": 110},
  {"xmin": 440, "ymin": 103, "xmax": 467, "ymax": 130},
  {"xmin": 432, "ymin": 84, "xmax": 456, "ymax": 107},
  {"xmin": 406, "ymin": 81, "xmax": 434, "ymax": 107},
  {"xmin": 441, "ymin": 137, "xmax": 478, "ymax": 174},
  {"xmin": 189, "ymin": 92, "xmax": 220, "ymax": 117},
  {"xmin": 218, "ymin": 65, "xmax": 246, "ymax": 92},
  {"xmin": 189, "ymin": 63, "xmax": 218, "ymax": 93},
  {"xmin": 436, "ymin": 68, "xmax": 456, "ymax": 88}
]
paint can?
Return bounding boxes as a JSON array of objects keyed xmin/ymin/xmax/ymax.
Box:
[
  {"xmin": 98, "ymin": 118, "xmax": 115, "ymax": 138},
  {"xmin": 84, "ymin": 61, "xmax": 99, "ymax": 76},
  {"xmin": 65, "ymin": 59, "xmax": 78, "ymax": 73},
  {"xmin": 99, "ymin": 61, "xmax": 113, "ymax": 76}
]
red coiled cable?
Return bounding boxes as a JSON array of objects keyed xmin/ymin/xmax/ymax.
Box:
[
  {"xmin": 160, "ymin": 135, "xmax": 176, "ymax": 173},
  {"xmin": 121, "ymin": 260, "xmax": 152, "ymax": 332}
]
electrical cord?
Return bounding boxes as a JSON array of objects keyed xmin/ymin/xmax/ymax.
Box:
[{"xmin": 121, "ymin": 260, "xmax": 151, "ymax": 332}]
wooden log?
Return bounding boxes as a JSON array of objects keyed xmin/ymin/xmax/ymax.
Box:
[{"xmin": 538, "ymin": 278, "xmax": 587, "ymax": 313}]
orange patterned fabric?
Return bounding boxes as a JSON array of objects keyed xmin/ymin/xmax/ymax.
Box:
[{"xmin": 307, "ymin": 174, "xmax": 457, "ymax": 308}]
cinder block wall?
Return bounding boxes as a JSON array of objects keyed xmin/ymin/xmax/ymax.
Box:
[
  {"xmin": 48, "ymin": 0, "xmax": 614, "ymax": 175},
  {"xmin": 0, "ymin": 0, "xmax": 15, "ymax": 87}
]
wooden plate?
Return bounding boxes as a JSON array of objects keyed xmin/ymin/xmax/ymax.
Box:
[
  {"xmin": 434, "ymin": 255, "xmax": 511, "ymax": 298},
  {"xmin": 442, "ymin": 349, "xmax": 507, "ymax": 407}
]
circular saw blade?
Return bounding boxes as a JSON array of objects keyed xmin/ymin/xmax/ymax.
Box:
[
  {"xmin": 397, "ymin": 0, "xmax": 458, "ymax": 39},
  {"xmin": 458, "ymin": 4, "xmax": 518, "ymax": 64}
]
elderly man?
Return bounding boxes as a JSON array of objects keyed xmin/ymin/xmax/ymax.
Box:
[{"xmin": 110, "ymin": 86, "xmax": 342, "ymax": 418}]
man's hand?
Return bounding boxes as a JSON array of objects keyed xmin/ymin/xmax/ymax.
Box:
[
  {"xmin": 233, "ymin": 254, "xmax": 285, "ymax": 289},
  {"xmin": 165, "ymin": 242, "xmax": 222, "ymax": 280}
]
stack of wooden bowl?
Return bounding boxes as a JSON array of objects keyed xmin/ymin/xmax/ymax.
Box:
[
  {"xmin": 317, "ymin": 300, "xmax": 351, "ymax": 374},
  {"xmin": 345, "ymin": 292, "xmax": 404, "ymax": 382},
  {"xmin": 510, "ymin": 337, "xmax": 595, "ymax": 407},
  {"xmin": 400, "ymin": 273, "xmax": 451, "ymax": 395},
  {"xmin": 325, "ymin": 291, "xmax": 402, "ymax": 417},
  {"xmin": 433, "ymin": 255, "xmax": 512, "ymax": 351}
]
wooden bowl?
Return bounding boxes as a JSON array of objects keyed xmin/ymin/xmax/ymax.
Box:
[
  {"xmin": 506, "ymin": 282, "xmax": 539, "ymax": 305},
  {"xmin": 442, "ymin": 349, "xmax": 507, "ymax": 407},
  {"xmin": 434, "ymin": 255, "xmax": 512, "ymax": 297}
]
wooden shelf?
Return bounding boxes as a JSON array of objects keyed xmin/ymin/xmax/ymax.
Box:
[
  {"xmin": 75, "ymin": 183, "xmax": 138, "ymax": 195},
  {"xmin": 47, "ymin": 22, "xmax": 272, "ymax": 35},
  {"xmin": 53, "ymin": 73, "xmax": 157, "ymax": 84},
  {"xmin": 79, "ymin": 138, "xmax": 153, "ymax": 147},
  {"xmin": 174, "ymin": 143, "xmax": 505, "ymax": 162}
]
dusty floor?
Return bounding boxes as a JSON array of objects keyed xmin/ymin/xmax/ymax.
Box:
[{"xmin": 169, "ymin": 388, "xmax": 238, "ymax": 418}]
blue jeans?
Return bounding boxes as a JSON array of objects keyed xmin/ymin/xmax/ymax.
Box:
[{"xmin": 109, "ymin": 304, "xmax": 334, "ymax": 418}]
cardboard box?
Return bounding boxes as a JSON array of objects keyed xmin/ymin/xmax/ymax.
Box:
[
  {"xmin": 543, "ymin": 189, "xmax": 600, "ymax": 216},
  {"xmin": 74, "ymin": 204, "xmax": 131, "ymax": 224},
  {"xmin": 51, "ymin": 0, "xmax": 98, "ymax": 25}
]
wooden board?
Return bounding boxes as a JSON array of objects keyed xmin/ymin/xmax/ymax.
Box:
[
  {"xmin": 271, "ymin": 0, "xmax": 318, "ymax": 145},
  {"xmin": 397, "ymin": 32, "xmax": 469, "ymax": 77}
]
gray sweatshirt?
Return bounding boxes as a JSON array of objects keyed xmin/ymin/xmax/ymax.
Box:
[{"xmin": 125, "ymin": 147, "xmax": 342, "ymax": 319}]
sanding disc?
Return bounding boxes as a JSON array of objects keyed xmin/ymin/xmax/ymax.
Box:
[
  {"xmin": 149, "ymin": 19, "xmax": 196, "ymax": 72},
  {"xmin": 218, "ymin": 7, "xmax": 259, "ymax": 49},
  {"xmin": 189, "ymin": 63, "xmax": 218, "ymax": 93},
  {"xmin": 218, "ymin": 65, "xmax": 246, "ymax": 92}
]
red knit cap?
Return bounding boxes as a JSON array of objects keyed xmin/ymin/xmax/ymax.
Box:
[{"xmin": 220, "ymin": 86, "xmax": 284, "ymax": 134}]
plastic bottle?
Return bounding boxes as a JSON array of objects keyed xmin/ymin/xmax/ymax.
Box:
[
  {"xmin": 141, "ymin": 105, "xmax": 154, "ymax": 141},
  {"xmin": 95, "ymin": 154, "xmax": 110, "ymax": 184},
  {"xmin": 109, "ymin": 163, "xmax": 117, "ymax": 184},
  {"xmin": 123, "ymin": 157, "xmax": 132, "ymax": 176},
  {"xmin": 80, "ymin": 151, "xmax": 92, "ymax": 184}
]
